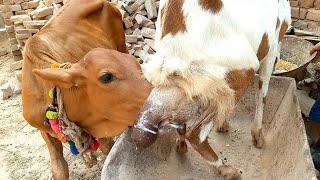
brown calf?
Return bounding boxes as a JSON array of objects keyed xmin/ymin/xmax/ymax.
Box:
[{"xmin": 22, "ymin": 0, "xmax": 151, "ymax": 179}]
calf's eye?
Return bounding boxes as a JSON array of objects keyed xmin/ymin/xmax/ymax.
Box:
[{"xmin": 99, "ymin": 73, "xmax": 114, "ymax": 84}]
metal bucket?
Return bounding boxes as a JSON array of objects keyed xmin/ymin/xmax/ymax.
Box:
[{"xmin": 274, "ymin": 36, "xmax": 320, "ymax": 82}]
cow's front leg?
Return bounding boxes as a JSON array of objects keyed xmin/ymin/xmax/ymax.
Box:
[
  {"xmin": 187, "ymin": 126, "xmax": 241, "ymax": 180},
  {"xmin": 41, "ymin": 131, "xmax": 69, "ymax": 180},
  {"xmin": 252, "ymin": 76, "xmax": 267, "ymax": 148},
  {"xmin": 252, "ymin": 52, "xmax": 276, "ymax": 148},
  {"xmin": 214, "ymin": 94, "xmax": 234, "ymax": 133}
]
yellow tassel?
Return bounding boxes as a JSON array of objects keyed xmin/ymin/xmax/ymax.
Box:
[
  {"xmin": 49, "ymin": 88, "xmax": 54, "ymax": 99},
  {"xmin": 51, "ymin": 63, "xmax": 60, "ymax": 69}
]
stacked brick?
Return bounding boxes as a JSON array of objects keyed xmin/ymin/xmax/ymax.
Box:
[
  {"xmin": 0, "ymin": 0, "xmax": 64, "ymax": 60},
  {"xmin": 111, "ymin": 0, "xmax": 159, "ymax": 62},
  {"xmin": 290, "ymin": 0, "xmax": 320, "ymax": 32},
  {"xmin": 0, "ymin": 0, "xmax": 160, "ymax": 66},
  {"xmin": 0, "ymin": 0, "xmax": 64, "ymax": 83}
]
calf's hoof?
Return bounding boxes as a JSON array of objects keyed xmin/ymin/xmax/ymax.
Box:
[
  {"xmin": 251, "ymin": 127, "xmax": 265, "ymax": 148},
  {"xmin": 215, "ymin": 121, "xmax": 229, "ymax": 133},
  {"xmin": 217, "ymin": 165, "xmax": 241, "ymax": 180},
  {"xmin": 176, "ymin": 139, "xmax": 188, "ymax": 154}
]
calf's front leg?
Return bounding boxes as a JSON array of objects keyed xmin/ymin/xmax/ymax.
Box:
[
  {"xmin": 41, "ymin": 131, "xmax": 69, "ymax": 180},
  {"xmin": 187, "ymin": 125, "xmax": 240, "ymax": 180},
  {"xmin": 99, "ymin": 137, "xmax": 115, "ymax": 155}
]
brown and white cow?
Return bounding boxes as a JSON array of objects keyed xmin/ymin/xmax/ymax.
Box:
[
  {"xmin": 131, "ymin": 0, "xmax": 291, "ymax": 179},
  {"xmin": 22, "ymin": 0, "xmax": 151, "ymax": 179}
]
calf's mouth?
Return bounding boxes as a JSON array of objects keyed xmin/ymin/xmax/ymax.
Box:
[{"xmin": 130, "ymin": 87, "xmax": 203, "ymax": 150}]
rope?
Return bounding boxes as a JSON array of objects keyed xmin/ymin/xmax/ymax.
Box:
[
  {"xmin": 56, "ymin": 88, "xmax": 98, "ymax": 167},
  {"xmin": 45, "ymin": 63, "xmax": 99, "ymax": 167}
]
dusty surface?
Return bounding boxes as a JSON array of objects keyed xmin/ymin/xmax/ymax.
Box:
[
  {"xmin": 102, "ymin": 77, "xmax": 316, "ymax": 180},
  {"xmin": 280, "ymin": 37, "xmax": 314, "ymax": 66},
  {"xmin": 0, "ymin": 38, "xmax": 103, "ymax": 179}
]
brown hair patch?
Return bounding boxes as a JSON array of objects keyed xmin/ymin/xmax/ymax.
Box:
[
  {"xmin": 259, "ymin": 80, "xmax": 263, "ymax": 90},
  {"xmin": 161, "ymin": 0, "xmax": 187, "ymax": 38},
  {"xmin": 276, "ymin": 17, "xmax": 280, "ymax": 29},
  {"xmin": 263, "ymin": 97, "xmax": 267, "ymax": 104},
  {"xmin": 256, "ymin": 33, "xmax": 269, "ymax": 61},
  {"xmin": 199, "ymin": 0, "xmax": 223, "ymax": 13},
  {"xmin": 226, "ymin": 69, "xmax": 255, "ymax": 101},
  {"xmin": 278, "ymin": 21, "xmax": 288, "ymax": 43}
]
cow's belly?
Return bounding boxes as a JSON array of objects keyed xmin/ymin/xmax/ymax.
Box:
[
  {"xmin": 155, "ymin": 0, "xmax": 291, "ymax": 72},
  {"xmin": 156, "ymin": 29, "xmax": 260, "ymax": 73}
]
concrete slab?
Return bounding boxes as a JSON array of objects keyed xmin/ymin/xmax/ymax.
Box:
[{"xmin": 102, "ymin": 76, "xmax": 316, "ymax": 180}]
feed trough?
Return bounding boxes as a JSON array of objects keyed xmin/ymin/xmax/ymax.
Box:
[
  {"xmin": 102, "ymin": 76, "xmax": 316, "ymax": 180},
  {"xmin": 274, "ymin": 36, "xmax": 320, "ymax": 81}
]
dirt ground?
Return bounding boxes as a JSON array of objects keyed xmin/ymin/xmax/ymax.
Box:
[{"xmin": 0, "ymin": 37, "xmax": 104, "ymax": 179}]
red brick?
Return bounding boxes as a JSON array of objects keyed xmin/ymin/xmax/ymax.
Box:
[
  {"xmin": 0, "ymin": 4, "xmax": 21, "ymax": 12},
  {"xmin": 290, "ymin": 1, "xmax": 299, "ymax": 7},
  {"xmin": 306, "ymin": 9, "xmax": 320, "ymax": 21},
  {"xmin": 300, "ymin": 8, "xmax": 308, "ymax": 19},
  {"xmin": 21, "ymin": 1, "xmax": 39, "ymax": 10},
  {"xmin": 1, "ymin": 11, "xmax": 13, "ymax": 19},
  {"xmin": 315, "ymin": 0, "xmax": 320, "ymax": 10},
  {"xmin": 3, "ymin": 0, "xmax": 14, "ymax": 5},
  {"xmin": 4, "ymin": 18, "xmax": 13, "ymax": 26},
  {"xmin": 13, "ymin": 54, "xmax": 22, "ymax": 61},
  {"xmin": 300, "ymin": 0, "xmax": 315, "ymax": 8},
  {"xmin": 291, "ymin": 7, "xmax": 300, "ymax": 19}
]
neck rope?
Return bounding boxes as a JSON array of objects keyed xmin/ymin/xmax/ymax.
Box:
[{"xmin": 44, "ymin": 63, "xmax": 100, "ymax": 167}]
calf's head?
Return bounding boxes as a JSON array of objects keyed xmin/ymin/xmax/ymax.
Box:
[{"xmin": 33, "ymin": 48, "xmax": 152, "ymax": 137}]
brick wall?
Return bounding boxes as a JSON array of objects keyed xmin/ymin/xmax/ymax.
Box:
[
  {"xmin": 290, "ymin": 0, "xmax": 320, "ymax": 33},
  {"xmin": 0, "ymin": 0, "xmax": 64, "ymax": 84},
  {"xmin": 0, "ymin": 0, "xmax": 64, "ymax": 76}
]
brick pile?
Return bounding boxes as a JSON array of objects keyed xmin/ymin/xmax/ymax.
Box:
[
  {"xmin": 290, "ymin": 0, "xmax": 320, "ymax": 32},
  {"xmin": 0, "ymin": 0, "xmax": 161, "ymax": 96},
  {"xmin": 0, "ymin": 0, "xmax": 160, "ymax": 70},
  {"xmin": 111, "ymin": 0, "xmax": 159, "ymax": 61},
  {"xmin": 0, "ymin": 0, "xmax": 64, "ymax": 84}
]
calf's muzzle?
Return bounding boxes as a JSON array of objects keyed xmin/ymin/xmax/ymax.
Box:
[
  {"xmin": 130, "ymin": 87, "xmax": 180, "ymax": 150},
  {"xmin": 130, "ymin": 97, "xmax": 163, "ymax": 150}
]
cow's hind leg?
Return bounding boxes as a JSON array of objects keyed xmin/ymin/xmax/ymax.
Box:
[
  {"xmin": 187, "ymin": 126, "xmax": 240, "ymax": 180},
  {"xmin": 214, "ymin": 88, "xmax": 235, "ymax": 133},
  {"xmin": 252, "ymin": 47, "xmax": 277, "ymax": 148},
  {"xmin": 41, "ymin": 131, "xmax": 69, "ymax": 180}
]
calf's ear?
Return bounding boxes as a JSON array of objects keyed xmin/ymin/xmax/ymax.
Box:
[{"xmin": 33, "ymin": 67, "xmax": 84, "ymax": 89}]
